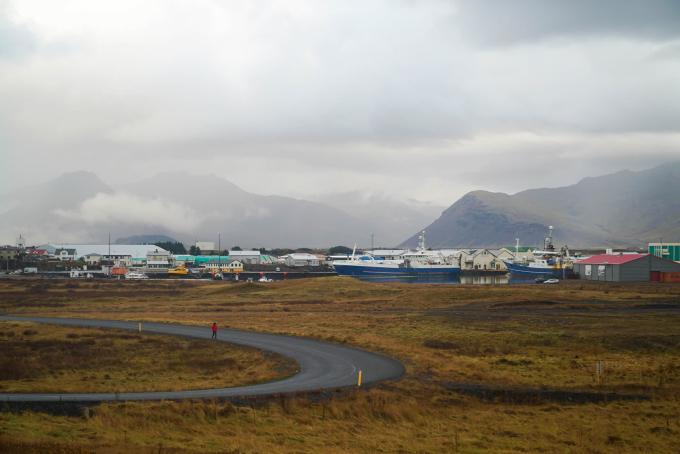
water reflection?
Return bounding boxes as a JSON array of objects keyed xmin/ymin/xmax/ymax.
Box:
[{"xmin": 352, "ymin": 274, "xmax": 536, "ymax": 285}]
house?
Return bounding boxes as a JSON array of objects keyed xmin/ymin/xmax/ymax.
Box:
[
  {"xmin": 453, "ymin": 249, "xmax": 477, "ymax": 271},
  {"xmin": 82, "ymin": 253, "xmax": 103, "ymax": 266},
  {"xmin": 229, "ymin": 250, "xmax": 261, "ymax": 265},
  {"xmin": 470, "ymin": 249, "xmax": 499, "ymax": 271},
  {"xmin": 573, "ymin": 254, "xmax": 680, "ymax": 282},
  {"xmin": 259, "ymin": 255, "xmax": 277, "ymax": 264},
  {"xmin": 285, "ymin": 253, "xmax": 320, "ymax": 267},
  {"xmin": 99, "ymin": 254, "xmax": 132, "ymax": 267},
  {"xmin": 37, "ymin": 244, "xmax": 167, "ymax": 261},
  {"xmin": 28, "ymin": 248, "xmax": 52, "ymax": 258},
  {"xmin": 502, "ymin": 246, "xmax": 536, "ymax": 261},
  {"xmin": 54, "ymin": 248, "xmax": 78, "ymax": 261},
  {"xmin": 146, "ymin": 250, "xmax": 171, "ymax": 272},
  {"xmin": 203, "ymin": 259, "xmax": 244, "ymax": 273},
  {"xmin": 0, "ymin": 246, "xmax": 24, "ymax": 261}
]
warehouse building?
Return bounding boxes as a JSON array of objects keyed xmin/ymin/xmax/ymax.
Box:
[
  {"xmin": 649, "ymin": 242, "xmax": 680, "ymax": 263},
  {"xmin": 573, "ymin": 254, "xmax": 680, "ymax": 282}
]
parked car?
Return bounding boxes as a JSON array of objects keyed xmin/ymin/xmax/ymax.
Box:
[
  {"xmin": 535, "ymin": 278, "xmax": 546, "ymax": 284},
  {"xmin": 543, "ymin": 279, "xmax": 559, "ymax": 284}
]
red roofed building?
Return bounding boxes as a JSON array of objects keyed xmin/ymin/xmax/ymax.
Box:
[
  {"xmin": 573, "ymin": 254, "xmax": 680, "ymax": 282},
  {"xmin": 28, "ymin": 249, "xmax": 51, "ymax": 257}
]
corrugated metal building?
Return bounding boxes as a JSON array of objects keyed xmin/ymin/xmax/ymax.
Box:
[{"xmin": 573, "ymin": 254, "xmax": 680, "ymax": 282}]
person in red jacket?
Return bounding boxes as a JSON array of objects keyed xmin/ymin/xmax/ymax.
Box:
[{"xmin": 212, "ymin": 322, "xmax": 217, "ymax": 339}]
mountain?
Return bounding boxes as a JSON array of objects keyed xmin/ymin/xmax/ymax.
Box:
[
  {"xmin": 0, "ymin": 171, "xmax": 117, "ymax": 245},
  {"xmin": 114, "ymin": 234, "xmax": 180, "ymax": 245},
  {"xmin": 0, "ymin": 171, "xmax": 381, "ymax": 248},
  {"xmin": 308, "ymin": 191, "xmax": 446, "ymax": 247},
  {"xmin": 400, "ymin": 162, "xmax": 680, "ymax": 249}
]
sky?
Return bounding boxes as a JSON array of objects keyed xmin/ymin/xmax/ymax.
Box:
[{"xmin": 1, "ymin": 0, "xmax": 680, "ymax": 206}]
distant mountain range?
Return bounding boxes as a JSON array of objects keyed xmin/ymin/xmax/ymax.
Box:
[
  {"xmin": 400, "ymin": 162, "xmax": 680, "ymax": 249},
  {"xmin": 2, "ymin": 163, "xmax": 678, "ymax": 249},
  {"xmin": 0, "ymin": 171, "xmax": 442, "ymax": 248}
]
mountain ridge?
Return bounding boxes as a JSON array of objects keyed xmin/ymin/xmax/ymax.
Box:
[{"xmin": 400, "ymin": 162, "xmax": 680, "ymax": 249}]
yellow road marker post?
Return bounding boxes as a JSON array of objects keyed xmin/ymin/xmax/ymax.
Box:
[
  {"xmin": 358, "ymin": 371, "xmax": 362, "ymax": 387},
  {"xmin": 139, "ymin": 323, "xmax": 141, "ymax": 332}
]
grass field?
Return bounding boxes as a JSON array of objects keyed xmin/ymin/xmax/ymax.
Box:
[
  {"xmin": 1, "ymin": 276, "xmax": 679, "ymax": 452},
  {"xmin": 0, "ymin": 321, "xmax": 296, "ymax": 393}
]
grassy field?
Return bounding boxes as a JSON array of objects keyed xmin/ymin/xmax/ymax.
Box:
[
  {"xmin": 0, "ymin": 321, "xmax": 296, "ymax": 393},
  {"xmin": 1, "ymin": 276, "xmax": 680, "ymax": 452}
]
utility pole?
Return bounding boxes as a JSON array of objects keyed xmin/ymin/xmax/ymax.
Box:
[{"xmin": 218, "ymin": 233, "xmax": 221, "ymax": 278}]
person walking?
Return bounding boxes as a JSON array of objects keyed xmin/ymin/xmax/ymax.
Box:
[{"xmin": 211, "ymin": 322, "xmax": 217, "ymax": 339}]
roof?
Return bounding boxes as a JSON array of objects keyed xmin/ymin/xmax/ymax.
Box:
[
  {"xmin": 206, "ymin": 258, "xmax": 242, "ymax": 265},
  {"xmin": 287, "ymin": 253, "xmax": 319, "ymax": 259},
  {"xmin": 146, "ymin": 261, "xmax": 170, "ymax": 265},
  {"xmin": 41, "ymin": 244, "xmax": 167, "ymax": 260},
  {"xmin": 575, "ymin": 254, "xmax": 648, "ymax": 265},
  {"xmin": 504, "ymin": 246, "xmax": 534, "ymax": 252},
  {"xmin": 55, "ymin": 248, "xmax": 77, "ymax": 254}
]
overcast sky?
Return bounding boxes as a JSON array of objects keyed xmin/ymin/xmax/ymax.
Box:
[{"xmin": 1, "ymin": 0, "xmax": 679, "ymax": 205}]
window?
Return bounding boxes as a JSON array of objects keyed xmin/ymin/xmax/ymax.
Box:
[
  {"xmin": 598, "ymin": 265, "xmax": 605, "ymax": 277},
  {"xmin": 585, "ymin": 265, "xmax": 592, "ymax": 276}
]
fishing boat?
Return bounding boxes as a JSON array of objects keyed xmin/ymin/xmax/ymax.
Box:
[
  {"xmin": 333, "ymin": 231, "xmax": 461, "ymax": 277},
  {"xmin": 502, "ymin": 227, "xmax": 574, "ymax": 277}
]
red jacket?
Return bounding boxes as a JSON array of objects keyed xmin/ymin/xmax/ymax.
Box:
[{"xmin": 212, "ymin": 324, "xmax": 217, "ymax": 332}]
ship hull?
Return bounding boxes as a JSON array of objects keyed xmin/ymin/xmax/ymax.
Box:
[
  {"xmin": 333, "ymin": 263, "xmax": 461, "ymax": 277},
  {"xmin": 504, "ymin": 261, "xmax": 568, "ymax": 277}
]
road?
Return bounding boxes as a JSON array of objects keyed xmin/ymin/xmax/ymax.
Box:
[{"xmin": 0, "ymin": 316, "xmax": 405, "ymax": 402}]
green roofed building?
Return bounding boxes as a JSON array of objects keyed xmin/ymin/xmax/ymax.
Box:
[
  {"xmin": 649, "ymin": 243, "xmax": 680, "ymax": 263},
  {"xmin": 501, "ymin": 246, "xmax": 535, "ymax": 260}
]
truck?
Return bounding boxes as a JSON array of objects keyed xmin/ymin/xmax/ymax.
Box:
[{"xmin": 23, "ymin": 267, "xmax": 38, "ymax": 274}]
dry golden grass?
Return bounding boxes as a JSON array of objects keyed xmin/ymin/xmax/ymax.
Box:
[
  {"xmin": 1, "ymin": 386, "xmax": 680, "ymax": 453},
  {"xmin": 0, "ymin": 321, "xmax": 295, "ymax": 393},
  {"xmin": 2, "ymin": 277, "xmax": 680, "ymax": 452}
]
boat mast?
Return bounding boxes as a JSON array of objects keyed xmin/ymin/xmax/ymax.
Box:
[{"xmin": 515, "ymin": 238, "xmax": 520, "ymax": 261}]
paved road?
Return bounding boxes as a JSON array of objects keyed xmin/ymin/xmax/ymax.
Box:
[{"xmin": 0, "ymin": 316, "xmax": 405, "ymax": 402}]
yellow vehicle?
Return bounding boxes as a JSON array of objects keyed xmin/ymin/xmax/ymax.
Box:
[{"xmin": 168, "ymin": 264, "xmax": 190, "ymax": 277}]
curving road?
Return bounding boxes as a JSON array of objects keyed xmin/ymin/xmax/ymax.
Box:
[{"xmin": 0, "ymin": 316, "xmax": 404, "ymax": 402}]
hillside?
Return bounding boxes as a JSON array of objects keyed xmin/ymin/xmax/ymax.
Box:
[
  {"xmin": 0, "ymin": 171, "xmax": 381, "ymax": 248},
  {"xmin": 400, "ymin": 162, "xmax": 680, "ymax": 249}
]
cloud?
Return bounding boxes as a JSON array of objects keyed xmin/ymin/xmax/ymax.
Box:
[
  {"xmin": 0, "ymin": 0, "xmax": 35, "ymax": 61},
  {"xmin": 453, "ymin": 0, "xmax": 680, "ymax": 46},
  {"xmin": 54, "ymin": 193, "xmax": 202, "ymax": 231},
  {"xmin": 1, "ymin": 0, "xmax": 679, "ymax": 206}
]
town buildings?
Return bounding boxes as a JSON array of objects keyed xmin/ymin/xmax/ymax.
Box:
[{"xmin": 573, "ymin": 254, "xmax": 680, "ymax": 282}]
